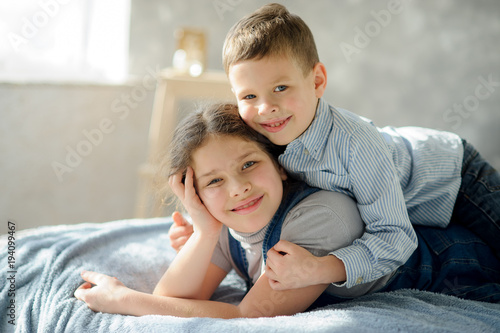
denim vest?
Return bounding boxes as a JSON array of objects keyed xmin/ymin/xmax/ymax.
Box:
[{"xmin": 228, "ymin": 183, "xmax": 320, "ymax": 290}]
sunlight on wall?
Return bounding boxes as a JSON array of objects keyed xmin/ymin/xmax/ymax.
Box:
[{"xmin": 0, "ymin": 0, "xmax": 130, "ymax": 83}]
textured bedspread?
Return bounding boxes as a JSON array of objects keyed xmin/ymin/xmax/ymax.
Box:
[{"xmin": 1, "ymin": 218, "xmax": 500, "ymax": 332}]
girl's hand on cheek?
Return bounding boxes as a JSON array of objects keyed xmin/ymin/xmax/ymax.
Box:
[{"xmin": 169, "ymin": 167, "xmax": 222, "ymax": 238}]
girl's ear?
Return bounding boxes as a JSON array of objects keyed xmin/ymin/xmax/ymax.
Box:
[{"xmin": 313, "ymin": 62, "xmax": 327, "ymax": 98}]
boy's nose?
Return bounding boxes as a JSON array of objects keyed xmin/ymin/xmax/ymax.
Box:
[{"xmin": 258, "ymin": 100, "xmax": 278, "ymax": 115}]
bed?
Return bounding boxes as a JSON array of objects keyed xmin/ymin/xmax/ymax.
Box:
[{"xmin": 2, "ymin": 217, "xmax": 500, "ymax": 333}]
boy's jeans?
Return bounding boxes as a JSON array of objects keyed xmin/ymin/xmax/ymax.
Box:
[
  {"xmin": 381, "ymin": 224, "xmax": 500, "ymax": 302},
  {"xmin": 313, "ymin": 224, "xmax": 500, "ymax": 306},
  {"xmin": 451, "ymin": 140, "xmax": 500, "ymax": 258}
]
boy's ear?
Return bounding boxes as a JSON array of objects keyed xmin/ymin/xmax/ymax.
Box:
[{"xmin": 313, "ymin": 62, "xmax": 327, "ymax": 98}]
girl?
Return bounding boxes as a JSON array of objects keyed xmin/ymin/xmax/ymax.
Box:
[
  {"xmin": 75, "ymin": 102, "xmax": 368, "ymax": 317},
  {"xmin": 75, "ymin": 104, "xmax": 500, "ymax": 318}
]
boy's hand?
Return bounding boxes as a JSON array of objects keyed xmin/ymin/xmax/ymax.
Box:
[
  {"xmin": 168, "ymin": 211, "xmax": 194, "ymax": 252},
  {"xmin": 169, "ymin": 167, "xmax": 222, "ymax": 238},
  {"xmin": 265, "ymin": 240, "xmax": 347, "ymax": 290},
  {"xmin": 265, "ymin": 240, "xmax": 324, "ymax": 290},
  {"xmin": 74, "ymin": 271, "xmax": 131, "ymax": 314}
]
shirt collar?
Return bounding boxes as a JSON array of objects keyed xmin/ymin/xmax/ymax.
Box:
[
  {"xmin": 229, "ymin": 224, "xmax": 269, "ymax": 245},
  {"xmin": 286, "ymin": 98, "xmax": 333, "ymax": 160}
]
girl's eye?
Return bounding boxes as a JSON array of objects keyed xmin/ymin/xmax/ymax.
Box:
[
  {"xmin": 242, "ymin": 161, "xmax": 256, "ymax": 170},
  {"xmin": 274, "ymin": 85, "xmax": 287, "ymax": 92},
  {"xmin": 243, "ymin": 94, "xmax": 256, "ymax": 100},
  {"xmin": 207, "ymin": 178, "xmax": 222, "ymax": 186}
]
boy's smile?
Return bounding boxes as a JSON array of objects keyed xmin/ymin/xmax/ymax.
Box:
[
  {"xmin": 228, "ymin": 55, "xmax": 327, "ymax": 145},
  {"xmin": 260, "ymin": 116, "xmax": 292, "ymax": 133}
]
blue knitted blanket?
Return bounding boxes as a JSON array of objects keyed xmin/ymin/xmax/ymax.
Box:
[{"xmin": 1, "ymin": 218, "xmax": 499, "ymax": 333}]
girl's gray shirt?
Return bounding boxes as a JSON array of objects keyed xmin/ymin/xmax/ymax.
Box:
[{"xmin": 211, "ymin": 190, "xmax": 394, "ymax": 298}]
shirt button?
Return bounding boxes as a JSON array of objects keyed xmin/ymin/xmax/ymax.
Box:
[
  {"xmin": 356, "ymin": 277, "xmax": 364, "ymax": 284},
  {"xmin": 303, "ymin": 149, "xmax": 309, "ymax": 155}
]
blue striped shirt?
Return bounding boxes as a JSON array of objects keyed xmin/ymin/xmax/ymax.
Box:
[{"xmin": 279, "ymin": 98, "xmax": 464, "ymax": 287}]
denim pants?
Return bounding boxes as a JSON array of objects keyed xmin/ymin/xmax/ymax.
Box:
[
  {"xmin": 451, "ymin": 140, "xmax": 500, "ymax": 258},
  {"xmin": 311, "ymin": 224, "xmax": 500, "ymax": 307},
  {"xmin": 380, "ymin": 224, "xmax": 500, "ymax": 303}
]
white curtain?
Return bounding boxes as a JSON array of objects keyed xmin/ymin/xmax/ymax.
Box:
[{"xmin": 0, "ymin": 0, "xmax": 130, "ymax": 83}]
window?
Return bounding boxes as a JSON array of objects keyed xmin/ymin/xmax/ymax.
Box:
[{"xmin": 0, "ymin": 0, "xmax": 130, "ymax": 83}]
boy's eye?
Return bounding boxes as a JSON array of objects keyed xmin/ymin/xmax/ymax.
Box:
[
  {"xmin": 242, "ymin": 161, "xmax": 256, "ymax": 170},
  {"xmin": 274, "ymin": 85, "xmax": 287, "ymax": 92},
  {"xmin": 243, "ymin": 94, "xmax": 256, "ymax": 100}
]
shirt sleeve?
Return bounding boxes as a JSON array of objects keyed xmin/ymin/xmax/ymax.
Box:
[
  {"xmin": 282, "ymin": 190, "xmax": 394, "ymax": 297},
  {"xmin": 330, "ymin": 125, "xmax": 418, "ymax": 288},
  {"xmin": 210, "ymin": 227, "xmax": 233, "ymax": 273}
]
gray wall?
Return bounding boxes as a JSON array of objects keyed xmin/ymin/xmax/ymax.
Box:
[
  {"xmin": 0, "ymin": 83, "xmax": 154, "ymax": 232},
  {"xmin": 2, "ymin": 0, "xmax": 499, "ymax": 232}
]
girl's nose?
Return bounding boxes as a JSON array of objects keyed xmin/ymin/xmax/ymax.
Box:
[{"xmin": 229, "ymin": 177, "xmax": 251, "ymax": 197}]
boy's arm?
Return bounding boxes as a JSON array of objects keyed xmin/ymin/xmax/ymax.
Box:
[
  {"xmin": 269, "ymin": 122, "xmax": 417, "ymax": 290},
  {"xmin": 75, "ymin": 270, "xmax": 328, "ymax": 318},
  {"xmin": 266, "ymin": 191, "xmax": 363, "ymax": 290},
  {"xmin": 265, "ymin": 161, "xmax": 416, "ymax": 291},
  {"xmin": 333, "ymin": 126, "xmax": 417, "ymax": 288}
]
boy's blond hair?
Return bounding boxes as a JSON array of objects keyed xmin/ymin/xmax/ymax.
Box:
[{"xmin": 222, "ymin": 3, "xmax": 319, "ymax": 76}]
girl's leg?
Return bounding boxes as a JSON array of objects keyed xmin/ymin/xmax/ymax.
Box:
[
  {"xmin": 381, "ymin": 224, "xmax": 500, "ymax": 302},
  {"xmin": 451, "ymin": 140, "xmax": 500, "ymax": 258}
]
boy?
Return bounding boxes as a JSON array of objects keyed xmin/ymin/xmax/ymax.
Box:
[{"xmin": 170, "ymin": 3, "xmax": 500, "ymax": 290}]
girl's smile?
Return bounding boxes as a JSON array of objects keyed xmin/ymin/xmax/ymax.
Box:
[{"xmin": 231, "ymin": 195, "xmax": 264, "ymax": 215}]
